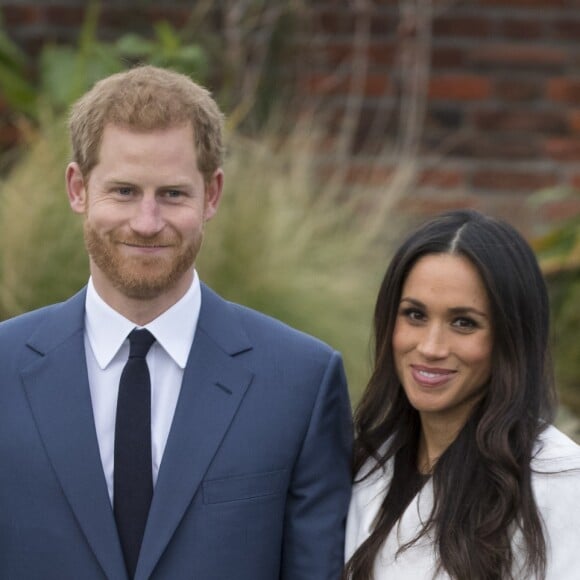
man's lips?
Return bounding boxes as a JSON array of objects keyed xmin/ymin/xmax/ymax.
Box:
[
  {"xmin": 117, "ymin": 238, "xmax": 174, "ymax": 248},
  {"xmin": 410, "ymin": 365, "xmax": 457, "ymax": 387},
  {"xmin": 122, "ymin": 243, "xmax": 171, "ymax": 248},
  {"xmin": 117, "ymin": 241, "xmax": 175, "ymax": 256}
]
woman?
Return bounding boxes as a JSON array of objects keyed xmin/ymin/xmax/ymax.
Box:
[{"xmin": 345, "ymin": 209, "xmax": 580, "ymax": 579}]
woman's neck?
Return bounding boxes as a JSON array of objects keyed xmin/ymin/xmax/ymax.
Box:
[{"xmin": 417, "ymin": 415, "xmax": 463, "ymax": 474}]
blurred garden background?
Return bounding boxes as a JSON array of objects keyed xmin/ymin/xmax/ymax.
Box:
[{"xmin": 0, "ymin": 0, "xmax": 578, "ymax": 439}]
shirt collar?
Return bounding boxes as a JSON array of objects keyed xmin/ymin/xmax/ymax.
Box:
[{"xmin": 85, "ymin": 271, "xmax": 201, "ymax": 370}]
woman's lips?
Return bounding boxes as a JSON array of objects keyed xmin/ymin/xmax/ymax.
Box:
[{"xmin": 410, "ymin": 365, "xmax": 456, "ymax": 387}]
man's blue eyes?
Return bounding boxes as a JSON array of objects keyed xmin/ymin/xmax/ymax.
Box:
[{"xmin": 113, "ymin": 189, "xmax": 185, "ymax": 198}]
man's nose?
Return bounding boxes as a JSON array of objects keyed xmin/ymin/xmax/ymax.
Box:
[{"xmin": 130, "ymin": 196, "xmax": 164, "ymax": 236}]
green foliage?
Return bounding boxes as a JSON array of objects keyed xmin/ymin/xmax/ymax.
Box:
[
  {"xmin": 117, "ymin": 21, "xmax": 206, "ymax": 77},
  {"xmin": 199, "ymin": 129, "xmax": 402, "ymax": 398},
  {"xmin": 0, "ymin": 119, "xmax": 88, "ymax": 318},
  {"xmin": 0, "ymin": 5, "xmax": 207, "ymax": 123},
  {"xmin": 0, "ymin": 113, "xmax": 406, "ymax": 400},
  {"xmin": 0, "ymin": 3, "xmax": 210, "ymax": 316},
  {"xmin": 0, "ymin": 23, "xmax": 37, "ymax": 117},
  {"xmin": 0, "ymin": 3, "xmax": 407, "ymax": 400},
  {"xmin": 548, "ymin": 271, "xmax": 580, "ymax": 416},
  {"xmin": 531, "ymin": 188, "xmax": 580, "ymax": 419}
]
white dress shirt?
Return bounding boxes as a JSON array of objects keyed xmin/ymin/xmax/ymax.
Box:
[
  {"xmin": 84, "ymin": 272, "xmax": 201, "ymax": 504},
  {"xmin": 346, "ymin": 425, "xmax": 580, "ymax": 579}
]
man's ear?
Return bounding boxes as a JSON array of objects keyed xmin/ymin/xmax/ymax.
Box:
[
  {"xmin": 203, "ymin": 168, "xmax": 224, "ymax": 222},
  {"xmin": 66, "ymin": 162, "xmax": 88, "ymax": 214}
]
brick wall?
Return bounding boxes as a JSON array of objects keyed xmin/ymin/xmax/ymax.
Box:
[
  {"xmin": 1, "ymin": 0, "xmax": 579, "ymax": 233},
  {"xmin": 299, "ymin": 0, "xmax": 580, "ymax": 234}
]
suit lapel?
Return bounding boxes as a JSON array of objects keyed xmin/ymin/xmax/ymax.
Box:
[
  {"xmin": 21, "ymin": 290, "xmax": 128, "ymax": 580},
  {"xmin": 136, "ymin": 285, "xmax": 254, "ymax": 580}
]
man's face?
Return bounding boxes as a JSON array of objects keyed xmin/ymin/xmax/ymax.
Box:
[{"xmin": 66, "ymin": 123, "xmax": 222, "ymax": 307}]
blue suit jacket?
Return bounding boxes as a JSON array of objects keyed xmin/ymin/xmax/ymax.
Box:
[{"xmin": 0, "ymin": 284, "xmax": 352, "ymax": 579}]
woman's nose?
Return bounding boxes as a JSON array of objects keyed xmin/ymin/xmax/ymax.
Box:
[{"xmin": 416, "ymin": 324, "xmax": 449, "ymax": 359}]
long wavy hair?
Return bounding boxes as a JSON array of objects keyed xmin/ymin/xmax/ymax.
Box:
[{"xmin": 345, "ymin": 209, "xmax": 556, "ymax": 579}]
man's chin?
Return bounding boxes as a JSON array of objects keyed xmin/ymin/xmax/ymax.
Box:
[{"xmin": 113, "ymin": 276, "xmax": 177, "ymax": 300}]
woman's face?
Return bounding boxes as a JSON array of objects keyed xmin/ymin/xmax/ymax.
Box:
[{"xmin": 392, "ymin": 253, "xmax": 493, "ymax": 433}]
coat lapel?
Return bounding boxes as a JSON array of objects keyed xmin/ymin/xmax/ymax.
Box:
[
  {"xmin": 20, "ymin": 290, "xmax": 128, "ymax": 580},
  {"xmin": 136, "ymin": 285, "xmax": 254, "ymax": 580}
]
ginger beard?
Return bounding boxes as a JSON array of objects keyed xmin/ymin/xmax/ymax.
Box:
[{"xmin": 83, "ymin": 219, "xmax": 201, "ymax": 300}]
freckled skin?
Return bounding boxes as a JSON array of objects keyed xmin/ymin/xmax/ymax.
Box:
[{"xmin": 393, "ymin": 253, "xmax": 493, "ymax": 450}]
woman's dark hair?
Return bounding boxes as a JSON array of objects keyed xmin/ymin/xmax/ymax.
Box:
[{"xmin": 345, "ymin": 209, "xmax": 556, "ymax": 579}]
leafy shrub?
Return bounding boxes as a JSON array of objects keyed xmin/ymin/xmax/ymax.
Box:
[
  {"xmin": 528, "ymin": 189, "xmax": 580, "ymax": 443},
  {"xmin": 200, "ymin": 128, "xmax": 406, "ymax": 397},
  {"xmin": 0, "ymin": 7, "xmax": 207, "ymax": 125},
  {"xmin": 0, "ymin": 111, "xmax": 406, "ymax": 400},
  {"xmin": 532, "ymin": 190, "xmax": 580, "ymax": 421}
]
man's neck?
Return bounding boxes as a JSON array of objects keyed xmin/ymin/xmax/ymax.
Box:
[{"xmin": 90, "ymin": 272, "xmax": 193, "ymax": 326}]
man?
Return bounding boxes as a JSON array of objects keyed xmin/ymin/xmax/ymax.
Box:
[{"xmin": 0, "ymin": 66, "xmax": 352, "ymax": 579}]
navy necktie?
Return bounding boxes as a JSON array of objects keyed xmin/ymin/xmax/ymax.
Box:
[{"xmin": 114, "ymin": 328, "xmax": 155, "ymax": 578}]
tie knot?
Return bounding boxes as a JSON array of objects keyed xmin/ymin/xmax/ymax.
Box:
[{"xmin": 128, "ymin": 328, "xmax": 155, "ymax": 359}]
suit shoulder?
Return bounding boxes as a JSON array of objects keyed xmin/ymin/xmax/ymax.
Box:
[
  {"xmin": 0, "ymin": 303, "xmax": 62, "ymax": 341},
  {"xmin": 228, "ymin": 300, "xmax": 335, "ymax": 357}
]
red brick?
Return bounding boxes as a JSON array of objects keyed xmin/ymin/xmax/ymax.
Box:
[
  {"xmin": 364, "ymin": 74, "xmax": 392, "ymax": 97},
  {"xmin": 471, "ymin": 169, "xmax": 558, "ymax": 192},
  {"xmin": 418, "ymin": 169, "xmax": 465, "ymax": 188},
  {"xmin": 44, "ymin": 6, "xmax": 85, "ymax": 27},
  {"xmin": 145, "ymin": 7, "xmax": 192, "ymax": 28},
  {"xmin": 553, "ymin": 19, "xmax": 580, "ymax": 40},
  {"xmin": 569, "ymin": 111, "xmax": 580, "ymax": 134},
  {"xmin": 320, "ymin": 163, "xmax": 395, "ymax": 187},
  {"xmin": 312, "ymin": 8, "xmax": 356, "ymax": 35},
  {"xmin": 348, "ymin": 165, "xmax": 394, "ymax": 188},
  {"xmin": 481, "ymin": 0, "xmax": 566, "ymax": 6},
  {"xmin": 433, "ymin": 16, "xmax": 493, "ymax": 38},
  {"xmin": 308, "ymin": 7, "xmax": 395, "ymax": 38},
  {"xmin": 100, "ymin": 7, "xmax": 148, "ymax": 29},
  {"xmin": 399, "ymin": 196, "xmax": 478, "ymax": 216},
  {"xmin": 544, "ymin": 138, "xmax": 580, "ymax": 161},
  {"xmin": 454, "ymin": 137, "xmax": 542, "ymax": 161},
  {"xmin": 317, "ymin": 42, "xmax": 353, "ymax": 67},
  {"xmin": 494, "ymin": 78, "xmax": 543, "ymax": 102},
  {"xmin": 351, "ymin": 109, "xmax": 395, "ymax": 156},
  {"xmin": 301, "ymin": 73, "xmax": 349, "ymax": 96},
  {"xmin": 313, "ymin": 41, "xmax": 397, "ymax": 68},
  {"xmin": 432, "ymin": 47, "xmax": 466, "ymax": 69},
  {"xmin": 571, "ymin": 175, "xmax": 580, "ymax": 189},
  {"xmin": 1, "ymin": 6, "xmax": 43, "ymax": 26},
  {"xmin": 426, "ymin": 107, "xmax": 464, "ymax": 131},
  {"xmin": 429, "ymin": 75, "xmax": 492, "ymax": 101},
  {"xmin": 501, "ymin": 19, "xmax": 546, "ymax": 40},
  {"xmin": 370, "ymin": 15, "xmax": 396, "ymax": 37},
  {"xmin": 300, "ymin": 72, "xmax": 391, "ymax": 98},
  {"xmin": 538, "ymin": 197, "xmax": 580, "ymax": 222},
  {"xmin": 469, "ymin": 45, "xmax": 568, "ymax": 70},
  {"xmin": 473, "ymin": 110, "xmax": 567, "ymax": 134},
  {"xmin": 547, "ymin": 78, "xmax": 580, "ymax": 103},
  {"xmin": 367, "ymin": 42, "xmax": 397, "ymax": 67},
  {"xmin": 0, "ymin": 123, "xmax": 21, "ymax": 148}
]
